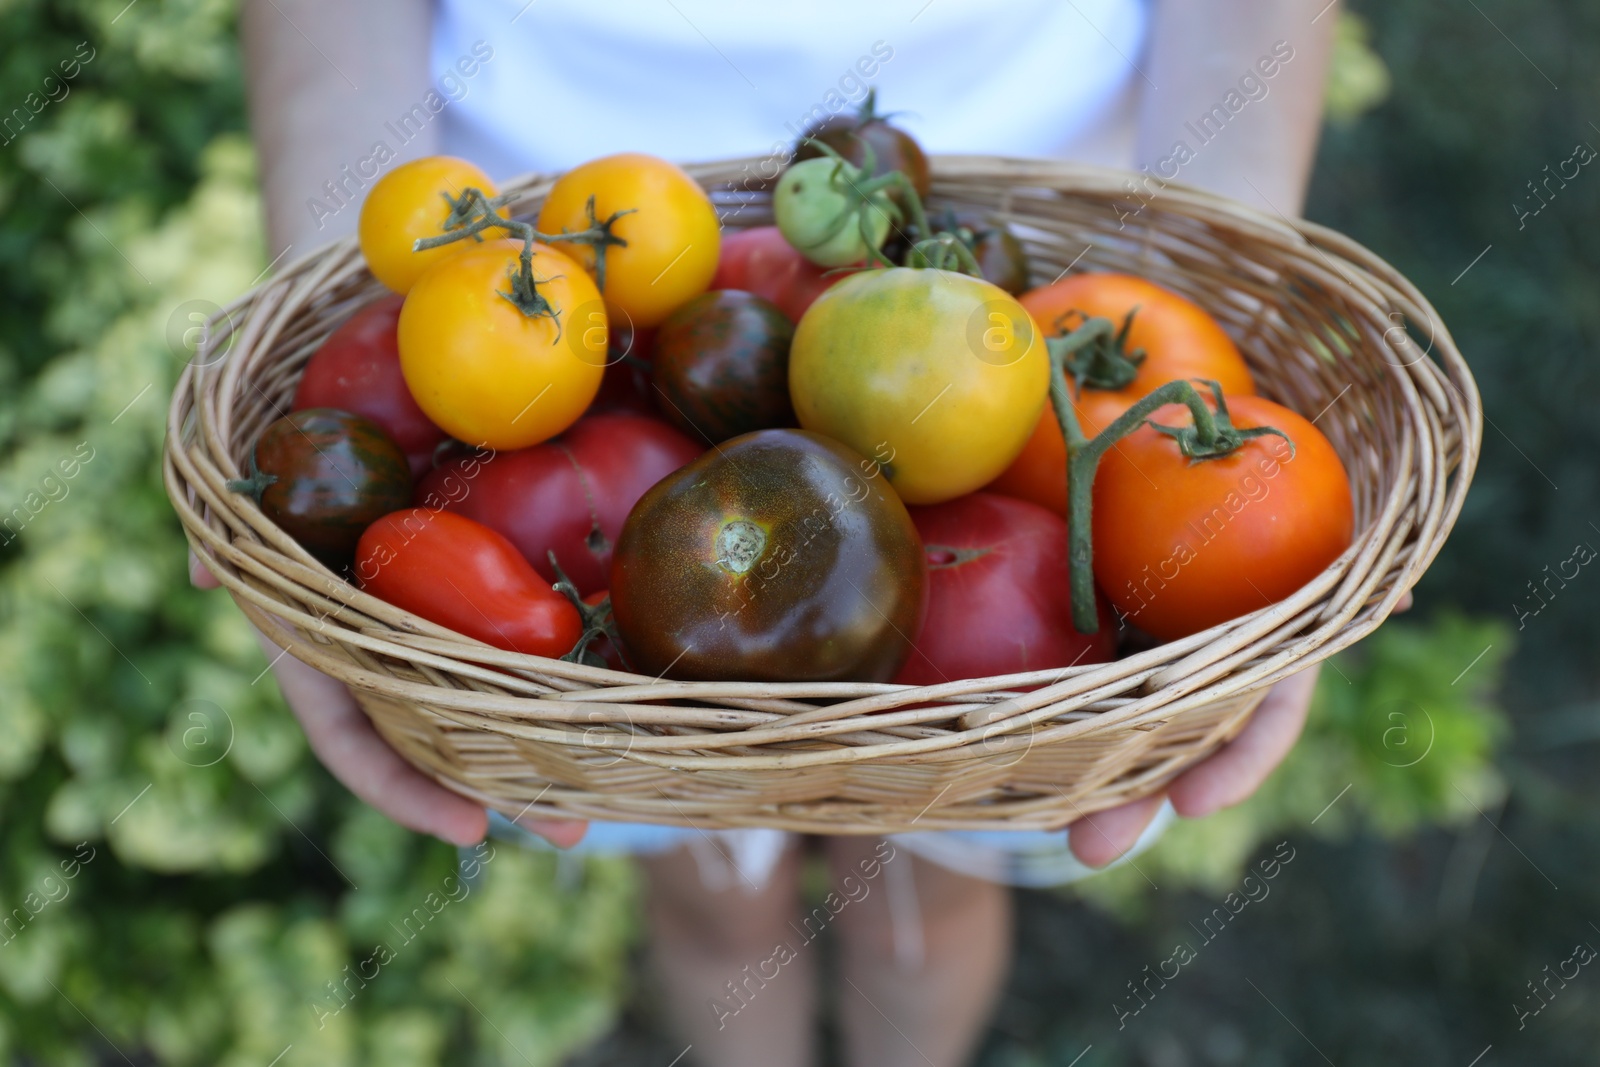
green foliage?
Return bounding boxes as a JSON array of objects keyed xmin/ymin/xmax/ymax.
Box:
[
  {"xmin": 1073, "ymin": 615, "xmax": 1512, "ymax": 918},
  {"xmin": 0, "ymin": 3, "xmax": 636, "ymax": 1064}
]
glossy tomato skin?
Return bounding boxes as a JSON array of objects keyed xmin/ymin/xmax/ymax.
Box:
[
  {"xmin": 990, "ymin": 273, "xmax": 1257, "ymax": 516},
  {"xmin": 417, "ymin": 413, "xmax": 702, "ymax": 597},
  {"xmin": 710, "ymin": 226, "xmax": 842, "ymax": 323},
  {"xmin": 537, "ymin": 153, "xmax": 720, "ymax": 329},
  {"xmin": 356, "ymin": 508, "xmax": 582, "ymax": 657},
  {"xmin": 250, "ymin": 409, "xmax": 413, "ymax": 561},
  {"xmin": 292, "ymin": 295, "xmax": 446, "ymax": 476},
  {"xmin": 1092, "ymin": 395, "xmax": 1354, "ymax": 641},
  {"xmin": 610, "ymin": 429, "xmax": 925, "ymax": 682},
  {"xmin": 398, "ymin": 239, "xmax": 606, "ymax": 450},
  {"xmin": 894, "ymin": 493, "xmax": 1115, "ymax": 685},
  {"xmin": 790, "ymin": 267, "xmax": 1049, "ymax": 505},
  {"xmin": 652, "ymin": 290, "xmax": 795, "ymax": 443},
  {"xmin": 358, "ymin": 156, "xmax": 504, "ymax": 294}
]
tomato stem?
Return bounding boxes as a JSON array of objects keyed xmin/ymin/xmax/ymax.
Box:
[
  {"xmin": 225, "ymin": 453, "xmax": 278, "ymax": 502},
  {"xmin": 548, "ymin": 551, "xmax": 632, "ymax": 670},
  {"xmin": 412, "ymin": 187, "xmax": 634, "ymax": 319},
  {"xmin": 1047, "ymin": 323, "xmax": 1295, "ymax": 634},
  {"xmin": 1047, "ymin": 310, "xmax": 1146, "ymax": 394}
]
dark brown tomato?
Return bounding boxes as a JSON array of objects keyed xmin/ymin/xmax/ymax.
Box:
[
  {"xmin": 652, "ymin": 290, "xmax": 796, "ymax": 443},
  {"xmin": 242, "ymin": 408, "xmax": 412, "ymax": 561},
  {"xmin": 794, "ymin": 92, "xmax": 931, "ymax": 202},
  {"xmin": 610, "ymin": 429, "xmax": 925, "ymax": 682},
  {"xmin": 918, "ymin": 210, "xmax": 1030, "ymax": 295}
]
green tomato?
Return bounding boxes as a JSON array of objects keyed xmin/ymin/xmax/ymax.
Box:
[{"xmin": 773, "ymin": 157, "xmax": 896, "ymax": 268}]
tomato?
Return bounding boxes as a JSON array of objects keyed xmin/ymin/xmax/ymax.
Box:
[
  {"xmin": 358, "ymin": 156, "xmax": 504, "ymax": 294},
  {"xmin": 1092, "ymin": 394, "xmax": 1353, "ymax": 640},
  {"xmin": 711, "ymin": 226, "xmax": 841, "ymax": 323},
  {"xmin": 774, "ymin": 157, "xmax": 895, "ymax": 267},
  {"xmin": 794, "ymin": 89, "xmax": 931, "ymax": 202},
  {"xmin": 894, "ymin": 493, "xmax": 1115, "ymax": 685},
  {"xmin": 652, "ymin": 290, "xmax": 795, "ymax": 443},
  {"xmin": 232, "ymin": 409, "xmax": 412, "ymax": 562},
  {"xmin": 990, "ymin": 272, "xmax": 1257, "ymax": 516},
  {"xmin": 356, "ymin": 508, "xmax": 582, "ymax": 657},
  {"xmin": 946, "ymin": 211, "xmax": 1030, "ymax": 296},
  {"xmin": 610, "ymin": 429, "xmax": 925, "ymax": 682},
  {"xmin": 789, "ymin": 267, "xmax": 1049, "ymax": 505},
  {"xmin": 291, "ymin": 295, "xmax": 447, "ymax": 476},
  {"xmin": 418, "ymin": 412, "xmax": 701, "ymax": 597},
  {"xmin": 397, "ymin": 239, "xmax": 606, "ymax": 450},
  {"xmin": 537, "ymin": 152, "xmax": 720, "ymax": 329}
]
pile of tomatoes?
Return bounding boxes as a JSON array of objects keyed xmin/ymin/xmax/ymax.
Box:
[{"xmin": 235, "ymin": 97, "xmax": 1354, "ymax": 688}]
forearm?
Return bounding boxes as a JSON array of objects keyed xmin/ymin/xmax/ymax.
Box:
[
  {"xmin": 1135, "ymin": 0, "xmax": 1337, "ymax": 216},
  {"xmin": 241, "ymin": 0, "xmax": 435, "ymax": 256}
]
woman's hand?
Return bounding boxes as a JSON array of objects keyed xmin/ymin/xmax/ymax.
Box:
[{"xmin": 190, "ymin": 553, "xmax": 587, "ymax": 848}]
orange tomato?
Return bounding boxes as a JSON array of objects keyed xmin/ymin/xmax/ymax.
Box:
[
  {"xmin": 989, "ymin": 273, "xmax": 1256, "ymax": 515},
  {"xmin": 1092, "ymin": 394, "xmax": 1353, "ymax": 640},
  {"xmin": 537, "ymin": 153, "xmax": 720, "ymax": 329},
  {"xmin": 358, "ymin": 156, "xmax": 505, "ymax": 294},
  {"xmin": 397, "ymin": 239, "xmax": 606, "ymax": 450}
]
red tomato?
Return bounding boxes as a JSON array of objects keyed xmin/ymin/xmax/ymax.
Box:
[
  {"xmin": 292, "ymin": 295, "xmax": 448, "ymax": 477},
  {"xmin": 355, "ymin": 508, "xmax": 583, "ymax": 658},
  {"xmin": 1092, "ymin": 395, "xmax": 1354, "ymax": 640},
  {"xmin": 894, "ymin": 493, "xmax": 1115, "ymax": 685},
  {"xmin": 417, "ymin": 412, "xmax": 702, "ymax": 596},
  {"xmin": 711, "ymin": 226, "xmax": 843, "ymax": 323}
]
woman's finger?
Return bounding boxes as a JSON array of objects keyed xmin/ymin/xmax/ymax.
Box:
[{"xmin": 1068, "ymin": 791, "xmax": 1167, "ymax": 868}]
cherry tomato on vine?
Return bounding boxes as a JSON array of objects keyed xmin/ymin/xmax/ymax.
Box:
[
  {"xmin": 774, "ymin": 157, "xmax": 895, "ymax": 268},
  {"xmin": 794, "ymin": 88, "xmax": 932, "ymax": 203},
  {"xmin": 234, "ymin": 408, "xmax": 413, "ymax": 563},
  {"xmin": 610, "ymin": 429, "xmax": 925, "ymax": 682},
  {"xmin": 398, "ymin": 239, "xmax": 606, "ymax": 450},
  {"xmin": 1091, "ymin": 394, "xmax": 1353, "ymax": 641},
  {"xmin": 418, "ymin": 412, "xmax": 702, "ymax": 596},
  {"xmin": 710, "ymin": 226, "xmax": 842, "ymax": 323},
  {"xmin": 355, "ymin": 508, "xmax": 583, "ymax": 658},
  {"xmin": 292, "ymin": 295, "xmax": 446, "ymax": 476},
  {"xmin": 789, "ymin": 267, "xmax": 1048, "ymax": 505},
  {"xmin": 537, "ymin": 152, "xmax": 720, "ymax": 329},
  {"xmin": 990, "ymin": 272, "xmax": 1257, "ymax": 516},
  {"xmin": 894, "ymin": 493, "xmax": 1114, "ymax": 686},
  {"xmin": 358, "ymin": 156, "xmax": 505, "ymax": 294}
]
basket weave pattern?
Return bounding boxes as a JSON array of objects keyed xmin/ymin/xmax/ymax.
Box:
[{"xmin": 164, "ymin": 156, "xmax": 1479, "ymax": 833}]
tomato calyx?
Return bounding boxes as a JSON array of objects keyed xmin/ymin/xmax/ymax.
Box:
[
  {"xmin": 548, "ymin": 551, "xmax": 630, "ymax": 669},
  {"xmin": 412, "ymin": 187, "xmax": 635, "ymax": 323},
  {"xmin": 793, "ymin": 139, "xmax": 915, "ymax": 268},
  {"xmin": 1046, "ymin": 334, "xmax": 1296, "ymax": 635},
  {"xmin": 226, "ymin": 454, "xmax": 278, "ymax": 501},
  {"xmin": 1047, "ymin": 310, "xmax": 1146, "ymax": 394}
]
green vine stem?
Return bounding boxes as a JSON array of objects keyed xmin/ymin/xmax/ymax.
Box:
[
  {"xmin": 1047, "ymin": 331, "xmax": 1294, "ymax": 634},
  {"xmin": 548, "ymin": 551, "xmax": 631, "ymax": 669},
  {"xmin": 1046, "ymin": 310, "xmax": 1146, "ymax": 393},
  {"xmin": 225, "ymin": 454, "xmax": 276, "ymax": 500},
  {"xmin": 412, "ymin": 187, "xmax": 634, "ymax": 327}
]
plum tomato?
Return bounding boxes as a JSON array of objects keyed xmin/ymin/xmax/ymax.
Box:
[
  {"xmin": 789, "ymin": 267, "xmax": 1049, "ymax": 505},
  {"xmin": 355, "ymin": 508, "xmax": 582, "ymax": 658},
  {"xmin": 232, "ymin": 408, "xmax": 413, "ymax": 562},
  {"xmin": 537, "ymin": 152, "xmax": 720, "ymax": 329},
  {"xmin": 397, "ymin": 239, "xmax": 606, "ymax": 450},
  {"xmin": 291, "ymin": 294, "xmax": 447, "ymax": 476},
  {"xmin": 652, "ymin": 290, "xmax": 795, "ymax": 443},
  {"xmin": 991, "ymin": 272, "xmax": 1257, "ymax": 516},
  {"xmin": 710, "ymin": 226, "xmax": 842, "ymax": 323},
  {"xmin": 894, "ymin": 493, "xmax": 1115, "ymax": 685},
  {"xmin": 610, "ymin": 429, "xmax": 925, "ymax": 682},
  {"xmin": 794, "ymin": 88, "xmax": 931, "ymax": 202},
  {"xmin": 418, "ymin": 412, "xmax": 702, "ymax": 597},
  {"xmin": 358, "ymin": 156, "xmax": 505, "ymax": 294},
  {"xmin": 774, "ymin": 156, "xmax": 895, "ymax": 268},
  {"xmin": 1092, "ymin": 394, "xmax": 1354, "ymax": 640}
]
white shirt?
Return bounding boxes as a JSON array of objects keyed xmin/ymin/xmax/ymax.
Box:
[{"xmin": 431, "ymin": 0, "xmax": 1146, "ymax": 178}]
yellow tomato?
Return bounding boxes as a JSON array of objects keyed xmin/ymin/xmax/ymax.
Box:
[
  {"xmin": 359, "ymin": 156, "xmax": 505, "ymax": 294},
  {"xmin": 397, "ymin": 239, "xmax": 606, "ymax": 450},
  {"xmin": 789, "ymin": 268, "xmax": 1049, "ymax": 505},
  {"xmin": 536, "ymin": 152, "xmax": 720, "ymax": 329}
]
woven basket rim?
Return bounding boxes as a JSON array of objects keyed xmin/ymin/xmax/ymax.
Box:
[{"xmin": 163, "ymin": 152, "xmax": 1481, "ymax": 769}]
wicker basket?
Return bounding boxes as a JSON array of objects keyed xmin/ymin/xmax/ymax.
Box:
[{"xmin": 163, "ymin": 155, "xmax": 1479, "ymax": 834}]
